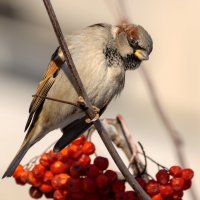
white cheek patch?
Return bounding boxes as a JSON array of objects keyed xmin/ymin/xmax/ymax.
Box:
[{"xmin": 116, "ymin": 32, "xmax": 133, "ymax": 57}]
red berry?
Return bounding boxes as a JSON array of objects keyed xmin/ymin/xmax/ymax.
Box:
[
  {"xmin": 145, "ymin": 180, "xmax": 159, "ymax": 196},
  {"xmin": 170, "ymin": 177, "xmax": 185, "ymax": 191},
  {"xmin": 65, "ymin": 158, "xmax": 76, "ymax": 172},
  {"xmin": 43, "ymin": 171, "xmax": 54, "ymax": 184},
  {"xmin": 27, "ymin": 171, "xmax": 42, "ymax": 187},
  {"xmin": 19, "ymin": 171, "xmax": 28, "ymax": 184},
  {"xmin": 57, "ymin": 147, "xmax": 69, "ymax": 162},
  {"xmin": 39, "ymin": 153, "xmax": 51, "ymax": 168},
  {"xmin": 136, "ymin": 177, "xmax": 147, "ymax": 189},
  {"xmin": 115, "ymin": 192, "xmax": 125, "ymax": 200},
  {"xmin": 85, "ymin": 164, "xmax": 100, "ymax": 178},
  {"xmin": 104, "ymin": 170, "xmax": 118, "ymax": 184},
  {"xmin": 15, "ymin": 177, "xmax": 26, "ymax": 185},
  {"xmin": 72, "ymin": 135, "xmax": 86, "ymax": 146},
  {"xmin": 67, "ymin": 178, "xmax": 81, "ymax": 193},
  {"xmin": 94, "ymin": 156, "xmax": 109, "ymax": 171},
  {"xmin": 13, "ymin": 164, "xmax": 24, "ymax": 179},
  {"xmin": 32, "ymin": 164, "xmax": 46, "ymax": 178},
  {"xmin": 151, "ymin": 193, "xmax": 163, "ymax": 200},
  {"xmin": 68, "ymin": 144, "xmax": 83, "ymax": 159},
  {"xmin": 78, "ymin": 154, "xmax": 91, "ymax": 167},
  {"xmin": 44, "ymin": 192, "xmax": 54, "ymax": 199},
  {"xmin": 70, "ymin": 164, "xmax": 83, "ymax": 178},
  {"xmin": 112, "ymin": 180, "xmax": 125, "ymax": 193},
  {"xmin": 39, "ymin": 183, "xmax": 53, "ymax": 193},
  {"xmin": 29, "ymin": 186, "xmax": 43, "ymax": 199},
  {"xmin": 181, "ymin": 168, "xmax": 194, "ymax": 181},
  {"xmin": 51, "ymin": 173, "xmax": 70, "ymax": 190},
  {"xmin": 53, "ymin": 190, "xmax": 69, "ymax": 200},
  {"xmin": 156, "ymin": 169, "xmax": 169, "ymax": 185},
  {"xmin": 86, "ymin": 194, "xmax": 100, "ymax": 200},
  {"xmin": 50, "ymin": 161, "xmax": 66, "ymax": 174},
  {"xmin": 95, "ymin": 174, "xmax": 109, "ymax": 188},
  {"xmin": 159, "ymin": 184, "xmax": 173, "ymax": 198},
  {"xmin": 124, "ymin": 191, "xmax": 138, "ymax": 200},
  {"xmin": 81, "ymin": 177, "xmax": 96, "ymax": 193},
  {"xmin": 173, "ymin": 191, "xmax": 184, "ymax": 199},
  {"xmin": 183, "ymin": 180, "xmax": 192, "ymax": 190},
  {"xmin": 71, "ymin": 191, "xmax": 85, "ymax": 199},
  {"xmin": 169, "ymin": 166, "xmax": 182, "ymax": 177},
  {"xmin": 82, "ymin": 141, "xmax": 95, "ymax": 155}
]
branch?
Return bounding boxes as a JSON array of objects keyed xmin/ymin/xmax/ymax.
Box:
[{"xmin": 42, "ymin": 0, "xmax": 150, "ymax": 199}]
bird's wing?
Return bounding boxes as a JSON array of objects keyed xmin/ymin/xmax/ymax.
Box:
[{"xmin": 24, "ymin": 48, "xmax": 63, "ymax": 132}]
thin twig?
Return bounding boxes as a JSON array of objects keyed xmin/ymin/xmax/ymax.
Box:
[
  {"xmin": 42, "ymin": 0, "xmax": 150, "ymax": 199},
  {"xmin": 32, "ymin": 94, "xmax": 80, "ymax": 108}
]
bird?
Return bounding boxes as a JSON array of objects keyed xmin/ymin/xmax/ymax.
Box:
[{"xmin": 3, "ymin": 23, "xmax": 153, "ymax": 178}]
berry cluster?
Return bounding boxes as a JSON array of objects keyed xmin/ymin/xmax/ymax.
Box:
[
  {"xmin": 13, "ymin": 136, "xmax": 136, "ymax": 200},
  {"xmin": 144, "ymin": 166, "xmax": 194, "ymax": 200},
  {"xmin": 13, "ymin": 136, "xmax": 194, "ymax": 200}
]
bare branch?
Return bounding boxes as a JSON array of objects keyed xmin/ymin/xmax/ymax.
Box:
[{"xmin": 42, "ymin": 0, "xmax": 150, "ymax": 199}]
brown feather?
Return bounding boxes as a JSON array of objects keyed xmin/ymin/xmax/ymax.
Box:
[{"xmin": 24, "ymin": 61, "xmax": 59, "ymax": 132}]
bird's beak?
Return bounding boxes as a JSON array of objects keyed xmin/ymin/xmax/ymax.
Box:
[{"xmin": 134, "ymin": 50, "xmax": 149, "ymax": 61}]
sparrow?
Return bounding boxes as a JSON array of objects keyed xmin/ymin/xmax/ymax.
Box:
[{"xmin": 3, "ymin": 23, "xmax": 153, "ymax": 178}]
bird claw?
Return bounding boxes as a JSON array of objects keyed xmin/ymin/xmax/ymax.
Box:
[
  {"xmin": 85, "ymin": 106, "xmax": 100, "ymax": 123},
  {"xmin": 85, "ymin": 112, "xmax": 100, "ymax": 124},
  {"xmin": 77, "ymin": 96, "xmax": 100, "ymax": 123}
]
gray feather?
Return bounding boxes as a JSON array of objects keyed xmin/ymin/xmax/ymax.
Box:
[{"xmin": 2, "ymin": 142, "xmax": 31, "ymax": 178}]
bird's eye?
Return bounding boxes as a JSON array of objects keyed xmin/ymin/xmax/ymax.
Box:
[{"xmin": 129, "ymin": 40, "xmax": 142, "ymax": 50}]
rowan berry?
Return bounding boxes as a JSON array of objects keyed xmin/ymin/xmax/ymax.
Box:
[
  {"xmin": 104, "ymin": 170, "xmax": 118, "ymax": 184},
  {"xmin": 145, "ymin": 180, "xmax": 159, "ymax": 196},
  {"xmin": 27, "ymin": 171, "xmax": 42, "ymax": 187},
  {"xmin": 95, "ymin": 174, "xmax": 109, "ymax": 188},
  {"xmin": 67, "ymin": 178, "xmax": 81, "ymax": 193},
  {"xmin": 78, "ymin": 154, "xmax": 91, "ymax": 167},
  {"xmin": 94, "ymin": 156, "xmax": 109, "ymax": 171},
  {"xmin": 183, "ymin": 180, "xmax": 192, "ymax": 190},
  {"xmin": 181, "ymin": 168, "xmax": 194, "ymax": 181},
  {"xmin": 43, "ymin": 170, "xmax": 54, "ymax": 184},
  {"xmin": 51, "ymin": 173, "xmax": 70, "ymax": 190},
  {"xmin": 29, "ymin": 186, "xmax": 43, "ymax": 199},
  {"xmin": 13, "ymin": 164, "xmax": 24, "ymax": 179},
  {"xmin": 112, "ymin": 180, "xmax": 125, "ymax": 193},
  {"xmin": 173, "ymin": 191, "xmax": 184, "ymax": 199},
  {"xmin": 32, "ymin": 164, "xmax": 46, "ymax": 178},
  {"xmin": 85, "ymin": 164, "xmax": 100, "ymax": 178},
  {"xmin": 39, "ymin": 183, "xmax": 53, "ymax": 193},
  {"xmin": 136, "ymin": 177, "xmax": 147, "ymax": 189},
  {"xmin": 81, "ymin": 177, "xmax": 96, "ymax": 193},
  {"xmin": 53, "ymin": 189, "xmax": 69, "ymax": 200},
  {"xmin": 39, "ymin": 153, "xmax": 51, "ymax": 168},
  {"xmin": 50, "ymin": 161, "xmax": 66, "ymax": 174},
  {"xmin": 68, "ymin": 144, "xmax": 82, "ymax": 159},
  {"xmin": 70, "ymin": 164, "xmax": 83, "ymax": 178},
  {"xmin": 169, "ymin": 166, "xmax": 182, "ymax": 177},
  {"xmin": 82, "ymin": 141, "xmax": 95, "ymax": 155},
  {"xmin": 124, "ymin": 191, "xmax": 138, "ymax": 200},
  {"xmin": 156, "ymin": 169, "xmax": 169, "ymax": 185},
  {"xmin": 19, "ymin": 171, "xmax": 28, "ymax": 184},
  {"xmin": 151, "ymin": 193, "xmax": 163, "ymax": 200},
  {"xmin": 170, "ymin": 177, "xmax": 185, "ymax": 191},
  {"xmin": 72, "ymin": 135, "xmax": 86, "ymax": 146},
  {"xmin": 159, "ymin": 184, "xmax": 173, "ymax": 198}
]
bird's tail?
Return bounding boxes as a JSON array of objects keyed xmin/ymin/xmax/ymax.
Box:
[
  {"xmin": 2, "ymin": 141, "xmax": 31, "ymax": 178},
  {"xmin": 2, "ymin": 126, "xmax": 43, "ymax": 178}
]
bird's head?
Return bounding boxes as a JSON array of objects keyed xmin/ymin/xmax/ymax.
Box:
[{"xmin": 114, "ymin": 24, "xmax": 153, "ymax": 70}]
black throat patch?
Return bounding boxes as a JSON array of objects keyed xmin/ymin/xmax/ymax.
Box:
[{"xmin": 103, "ymin": 46, "xmax": 122, "ymax": 67}]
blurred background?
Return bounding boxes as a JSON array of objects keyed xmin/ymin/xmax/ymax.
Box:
[{"xmin": 0, "ymin": 0, "xmax": 199, "ymax": 199}]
